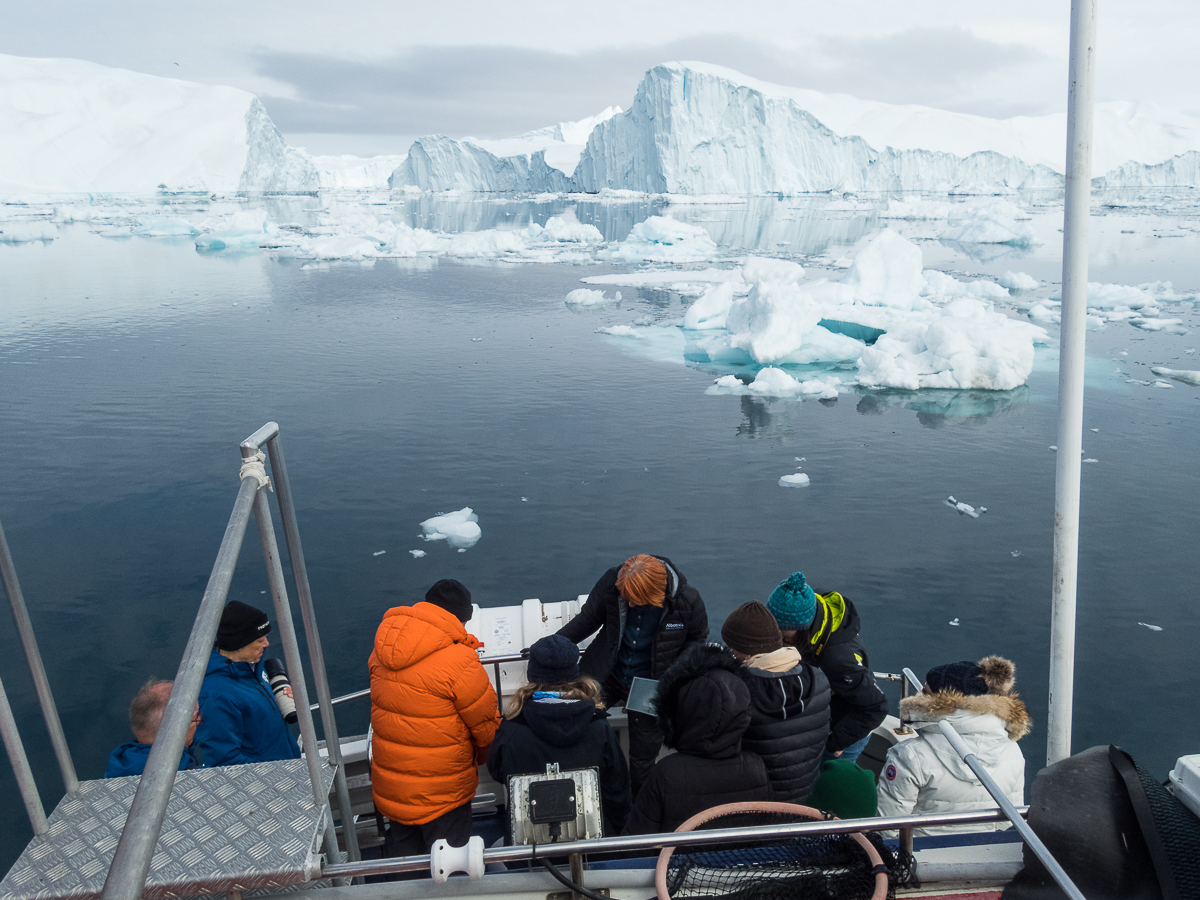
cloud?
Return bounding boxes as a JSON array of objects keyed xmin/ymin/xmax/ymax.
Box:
[{"xmin": 253, "ymin": 29, "xmax": 1051, "ymax": 146}]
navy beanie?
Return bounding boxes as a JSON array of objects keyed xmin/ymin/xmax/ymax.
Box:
[
  {"xmin": 425, "ymin": 579, "xmax": 473, "ymax": 623},
  {"xmin": 526, "ymin": 635, "xmax": 580, "ymax": 685},
  {"xmin": 926, "ymin": 660, "xmax": 988, "ymax": 696},
  {"xmin": 218, "ymin": 601, "xmax": 271, "ymax": 651},
  {"xmin": 767, "ymin": 572, "xmax": 819, "ymax": 630}
]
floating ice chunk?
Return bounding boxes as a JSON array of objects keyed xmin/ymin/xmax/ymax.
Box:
[
  {"xmin": 1083, "ymin": 458, "xmax": 1098, "ymax": 463},
  {"xmin": 999, "ymin": 271, "xmax": 1039, "ymax": 292},
  {"xmin": 195, "ymin": 209, "xmax": 273, "ymax": 251},
  {"xmin": 1150, "ymin": 366, "xmax": 1200, "ymax": 385},
  {"xmin": 606, "ymin": 216, "xmax": 717, "ymax": 261},
  {"xmin": 598, "ymin": 325, "xmax": 642, "ymax": 337},
  {"xmin": 372, "ymin": 550, "xmax": 386, "ymax": 557},
  {"xmin": 779, "ymin": 472, "xmax": 811, "ymax": 487},
  {"xmin": 472, "ymin": 338, "xmax": 482, "ymax": 342},
  {"xmin": 1131, "ymin": 317, "xmax": 1185, "ymax": 332},
  {"xmin": 523, "ymin": 210, "xmax": 604, "ymax": 243},
  {"xmin": 566, "ymin": 288, "xmax": 616, "ymax": 306},
  {"xmin": 939, "ymin": 200, "xmax": 1037, "ymax": 245},
  {"xmin": 1152, "ymin": 381, "xmax": 1173, "ymax": 388},
  {"xmin": 0, "ymin": 221, "xmax": 57, "ymax": 242},
  {"xmin": 132, "ymin": 216, "xmax": 198, "ymax": 237},
  {"xmin": 419, "ymin": 507, "xmax": 482, "ymax": 551},
  {"xmin": 521, "ymin": 497, "xmax": 529, "ymax": 502},
  {"xmin": 581, "ymin": 268, "xmax": 741, "ymax": 288},
  {"xmin": 1028, "ymin": 303, "xmax": 1058, "ymax": 323},
  {"xmin": 1091, "ymin": 428, "xmax": 1100, "ymax": 432},
  {"xmin": 683, "ymin": 282, "xmax": 737, "ymax": 330},
  {"xmin": 922, "ymin": 269, "xmax": 1008, "ymax": 301},
  {"xmin": 1010, "ymin": 550, "xmax": 1023, "ymax": 557},
  {"xmin": 409, "ymin": 549, "xmax": 426, "ymax": 558},
  {"xmin": 742, "ymin": 257, "xmax": 805, "ymax": 284},
  {"xmin": 944, "ymin": 495, "xmax": 985, "ymax": 518},
  {"xmin": 843, "ymin": 230, "xmax": 926, "ymax": 310},
  {"xmin": 1138, "ymin": 622, "xmax": 1163, "ymax": 631},
  {"xmin": 949, "ymin": 618, "xmax": 960, "ymax": 626}
]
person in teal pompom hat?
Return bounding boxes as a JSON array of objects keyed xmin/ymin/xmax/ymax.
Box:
[
  {"xmin": 807, "ymin": 759, "xmax": 878, "ymax": 820},
  {"xmin": 767, "ymin": 572, "xmax": 818, "ymax": 631},
  {"xmin": 765, "ymin": 571, "xmax": 887, "ymax": 766}
]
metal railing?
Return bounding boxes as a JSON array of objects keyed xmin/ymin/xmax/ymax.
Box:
[
  {"xmin": 0, "ymin": 515, "xmax": 81, "ymax": 836},
  {"xmin": 322, "ymin": 806, "xmax": 1026, "ymax": 880},
  {"xmin": 98, "ymin": 422, "xmax": 361, "ymax": 900}
]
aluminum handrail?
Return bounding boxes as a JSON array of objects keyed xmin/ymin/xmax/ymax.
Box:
[
  {"xmin": 900, "ymin": 669, "xmax": 1085, "ymax": 900},
  {"xmin": 100, "ymin": 475, "xmax": 261, "ymax": 900},
  {"xmin": 0, "ymin": 516, "xmax": 79, "ymax": 796},
  {"xmin": 323, "ymin": 806, "xmax": 1027, "ymax": 880}
]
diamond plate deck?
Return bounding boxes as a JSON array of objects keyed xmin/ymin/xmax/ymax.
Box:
[{"xmin": 1, "ymin": 758, "xmax": 335, "ymax": 900}]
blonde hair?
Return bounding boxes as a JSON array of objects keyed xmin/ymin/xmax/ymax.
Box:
[{"xmin": 505, "ymin": 676, "xmax": 605, "ymax": 719}]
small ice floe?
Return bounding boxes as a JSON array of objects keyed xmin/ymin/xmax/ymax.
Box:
[
  {"xmin": 779, "ymin": 472, "xmax": 811, "ymax": 488},
  {"xmin": 945, "ymin": 496, "xmax": 986, "ymax": 518},
  {"xmin": 949, "ymin": 618, "xmax": 961, "ymax": 626},
  {"xmin": 1083, "ymin": 458, "xmax": 1098, "ymax": 463},
  {"xmin": 373, "ymin": 550, "xmax": 387, "ymax": 557},
  {"xmin": 1091, "ymin": 428, "xmax": 1100, "ymax": 432},
  {"xmin": 1138, "ymin": 622, "xmax": 1163, "ymax": 632},
  {"xmin": 1050, "ymin": 445, "xmax": 1057, "ymax": 450},
  {"xmin": 565, "ymin": 288, "xmax": 620, "ymax": 306},
  {"xmin": 795, "ymin": 457, "xmax": 806, "ymax": 462},
  {"xmin": 409, "ymin": 549, "xmax": 426, "ymax": 558},
  {"xmin": 471, "ymin": 338, "xmax": 483, "ymax": 342},
  {"xmin": 1154, "ymin": 381, "xmax": 1174, "ymax": 388},
  {"xmin": 1151, "ymin": 366, "xmax": 1200, "ymax": 386},
  {"xmin": 419, "ymin": 507, "xmax": 482, "ymax": 551},
  {"xmin": 521, "ymin": 497, "xmax": 529, "ymax": 502},
  {"xmin": 1011, "ymin": 550, "xmax": 1023, "ymax": 558}
]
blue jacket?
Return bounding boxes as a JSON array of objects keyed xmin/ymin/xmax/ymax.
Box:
[
  {"xmin": 195, "ymin": 648, "xmax": 301, "ymax": 766},
  {"xmin": 104, "ymin": 742, "xmax": 201, "ymax": 779}
]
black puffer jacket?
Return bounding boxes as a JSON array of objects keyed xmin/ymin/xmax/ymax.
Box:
[
  {"xmin": 623, "ymin": 645, "xmax": 770, "ymax": 835},
  {"xmin": 557, "ymin": 556, "xmax": 708, "ymax": 682},
  {"xmin": 487, "ymin": 697, "xmax": 631, "ymax": 835},
  {"xmin": 801, "ymin": 594, "xmax": 888, "ymax": 753},
  {"xmin": 739, "ymin": 652, "xmax": 831, "ymax": 803}
]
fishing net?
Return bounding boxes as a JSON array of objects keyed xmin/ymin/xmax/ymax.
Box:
[{"xmin": 654, "ymin": 803, "xmax": 906, "ymax": 900}]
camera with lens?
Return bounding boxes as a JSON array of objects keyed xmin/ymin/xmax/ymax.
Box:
[{"xmin": 263, "ymin": 658, "xmax": 298, "ymax": 724}]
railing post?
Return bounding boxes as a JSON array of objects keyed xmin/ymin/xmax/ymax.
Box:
[
  {"xmin": 100, "ymin": 475, "xmax": 261, "ymax": 900},
  {"xmin": 0, "ymin": 672, "xmax": 48, "ymax": 835},
  {"xmin": 252, "ymin": 489, "xmax": 344, "ymax": 872},
  {"xmin": 0, "ymin": 515, "xmax": 79, "ymax": 794},
  {"xmin": 255, "ymin": 431, "xmax": 360, "ymax": 864}
]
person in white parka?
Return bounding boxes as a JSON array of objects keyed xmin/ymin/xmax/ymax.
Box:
[{"xmin": 877, "ymin": 656, "xmax": 1030, "ymax": 836}]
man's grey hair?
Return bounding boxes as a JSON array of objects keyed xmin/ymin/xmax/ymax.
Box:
[{"xmin": 129, "ymin": 678, "xmax": 173, "ymax": 742}]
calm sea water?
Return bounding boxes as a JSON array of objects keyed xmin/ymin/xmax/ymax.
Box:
[{"xmin": 0, "ymin": 195, "xmax": 1197, "ymax": 869}]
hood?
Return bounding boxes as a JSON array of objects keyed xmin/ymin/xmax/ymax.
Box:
[
  {"xmin": 811, "ymin": 593, "xmax": 860, "ymax": 655},
  {"xmin": 518, "ymin": 697, "xmax": 603, "ymax": 748},
  {"xmin": 373, "ymin": 601, "xmax": 481, "ymax": 671},
  {"xmin": 741, "ymin": 657, "xmax": 816, "ymax": 721},
  {"xmin": 109, "ymin": 741, "xmax": 151, "ymax": 769},
  {"xmin": 656, "ymin": 644, "xmax": 751, "ymax": 759},
  {"xmin": 900, "ymin": 689, "xmax": 1032, "ymax": 742}
]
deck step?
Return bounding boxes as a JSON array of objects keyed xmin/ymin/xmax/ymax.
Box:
[{"xmin": 1, "ymin": 758, "xmax": 334, "ymax": 900}]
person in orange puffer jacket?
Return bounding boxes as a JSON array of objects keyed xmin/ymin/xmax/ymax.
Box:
[{"xmin": 370, "ymin": 579, "xmax": 500, "ymax": 857}]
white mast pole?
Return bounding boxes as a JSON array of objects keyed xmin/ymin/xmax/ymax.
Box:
[{"xmin": 1048, "ymin": 0, "xmax": 1098, "ymax": 765}]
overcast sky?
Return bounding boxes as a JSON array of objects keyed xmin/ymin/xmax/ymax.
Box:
[{"xmin": 4, "ymin": 0, "xmax": 1197, "ymax": 157}]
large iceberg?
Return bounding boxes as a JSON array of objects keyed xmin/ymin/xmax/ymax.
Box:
[
  {"xmin": 0, "ymin": 53, "xmax": 317, "ymax": 193},
  {"xmin": 573, "ymin": 63, "xmax": 1200, "ymax": 195},
  {"xmin": 390, "ymin": 107, "xmax": 620, "ymax": 193}
]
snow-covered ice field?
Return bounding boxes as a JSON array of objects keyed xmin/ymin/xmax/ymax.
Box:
[{"xmin": 0, "ymin": 188, "xmax": 1198, "ymax": 870}]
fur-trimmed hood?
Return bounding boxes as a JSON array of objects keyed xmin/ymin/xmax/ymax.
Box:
[
  {"xmin": 655, "ymin": 643, "xmax": 751, "ymax": 758},
  {"xmin": 900, "ymin": 690, "xmax": 1032, "ymax": 741}
]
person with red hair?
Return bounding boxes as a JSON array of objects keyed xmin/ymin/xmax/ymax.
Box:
[{"xmin": 557, "ymin": 554, "xmax": 708, "ymax": 795}]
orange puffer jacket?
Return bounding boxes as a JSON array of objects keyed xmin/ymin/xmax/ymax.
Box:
[{"xmin": 369, "ymin": 602, "xmax": 500, "ymax": 824}]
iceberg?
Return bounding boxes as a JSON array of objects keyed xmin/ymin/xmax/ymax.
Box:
[
  {"xmin": 419, "ymin": 507, "xmax": 481, "ymax": 552},
  {"xmin": 573, "ymin": 63, "xmax": 1200, "ymax": 195},
  {"xmin": 0, "ymin": 53, "xmax": 318, "ymax": 193}
]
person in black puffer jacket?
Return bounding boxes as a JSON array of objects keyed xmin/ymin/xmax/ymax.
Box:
[
  {"xmin": 557, "ymin": 554, "xmax": 708, "ymax": 796},
  {"xmin": 486, "ymin": 636, "xmax": 631, "ymax": 837},
  {"xmin": 721, "ymin": 601, "xmax": 831, "ymax": 803},
  {"xmin": 767, "ymin": 572, "xmax": 887, "ymax": 764},
  {"xmin": 623, "ymin": 644, "xmax": 771, "ymax": 835}
]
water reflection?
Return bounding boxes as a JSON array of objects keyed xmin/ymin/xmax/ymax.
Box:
[{"xmin": 856, "ymin": 387, "xmax": 1031, "ymax": 423}]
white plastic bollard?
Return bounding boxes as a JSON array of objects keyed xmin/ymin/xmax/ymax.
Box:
[{"xmin": 430, "ymin": 835, "xmax": 485, "ymax": 883}]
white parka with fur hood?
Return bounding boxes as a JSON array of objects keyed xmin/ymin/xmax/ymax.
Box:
[{"xmin": 876, "ymin": 656, "xmax": 1031, "ymax": 835}]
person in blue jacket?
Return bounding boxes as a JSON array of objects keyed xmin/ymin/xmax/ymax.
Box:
[
  {"xmin": 105, "ymin": 678, "xmax": 203, "ymax": 778},
  {"xmin": 194, "ymin": 601, "xmax": 301, "ymax": 766}
]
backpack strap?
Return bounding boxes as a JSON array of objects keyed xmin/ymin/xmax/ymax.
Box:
[{"xmin": 1109, "ymin": 744, "xmax": 1178, "ymax": 900}]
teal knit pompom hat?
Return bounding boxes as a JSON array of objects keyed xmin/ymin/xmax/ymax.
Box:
[{"xmin": 767, "ymin": 572, "xmax": 818, "ymax": 630}]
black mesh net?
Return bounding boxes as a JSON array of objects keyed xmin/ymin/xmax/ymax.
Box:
[{"xmin": 661, "ymin": 810, "xmax": 912, "ymax": 900}]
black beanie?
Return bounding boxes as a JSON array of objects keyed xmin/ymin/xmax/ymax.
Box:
[
  {"xmin": 218, "ymin": 601, "xmax": 271, "ymax": 651},
  {"xmin": 425, "ymin": 579, "xmax": 473, "ymax": 623},
  {"xmin": 721, "ymin": 601, "xmax": 784, "ymax": 656},
  {"xmin": 926, "ymin": 660, "xmax": 988, "ymax": 696},
  {"xmin": 526, "ymin": 635, "xmax": 581, "ymax": 685}
]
